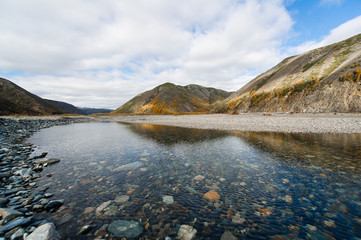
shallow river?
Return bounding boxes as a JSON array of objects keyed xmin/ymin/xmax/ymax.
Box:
[{"xmin": 28, "ymin": 122, "xmax": 361, "ymax": 239}]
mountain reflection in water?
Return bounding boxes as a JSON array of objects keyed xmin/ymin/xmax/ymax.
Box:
[{"xmin": 28, "ymin": 122, "xmax": 361, "ymax": 239}]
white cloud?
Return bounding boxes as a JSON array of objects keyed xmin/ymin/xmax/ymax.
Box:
[
  {"xmin": 0, "ymin": 0, "xmax": 293, "ymax": 108},
  {"xmin": 290, "ymin": 15, "xmax": 361, "ymax": 54}
]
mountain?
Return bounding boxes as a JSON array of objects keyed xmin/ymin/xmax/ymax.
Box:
[
  {"xmin": 0, "ymin": 78, "xmax": 66, "ymax": 115},
  {"xmin": 112, "ymin": 82, "xmax": 232, "ymax": 114},
  {"xmin": 45, "ymin": 99, "xmax": 86, "ymax": 115},
  {"xmin": 80, "ymin": 107, "xmax": 113, "ymax": 115},
  {"xmin": 214, "ymin": 34, "xmax": 361, "ymax": 113}
]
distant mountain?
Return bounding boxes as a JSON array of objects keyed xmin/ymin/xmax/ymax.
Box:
[
  {"xmin": 113, "ymin": 82, "xmax": 232, "ymax": 114},
  {"xmin": 214, "ymin": 34, "xmax": 361, "ymax": 113},
  {"xmin": 80, "ymin": 107, "xmax": 113, "ymax": 115},
  {"xmin": 0, "ymin": 78, "xmax": 66, "ymax": 115},
  {"xmin": 45, "ymin": 99, "xmax": 86, "ymax": 115}
]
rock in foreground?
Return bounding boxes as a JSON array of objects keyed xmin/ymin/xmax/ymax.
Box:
[{"xmin": 107, "ymin": 220, "xmax": 143, "ymax": 238}]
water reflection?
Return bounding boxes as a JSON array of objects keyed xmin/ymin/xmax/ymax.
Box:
[
  {"xmin": 122, "ymin": 123, "xmax": 229, "ymax": 145},
  {"xmin": 28, "ymin": 122, "xmax": 361, "ymax": 239},
  {"xmin": 233, "ymin": 131, "xmax": 361, "ymax": 175}
]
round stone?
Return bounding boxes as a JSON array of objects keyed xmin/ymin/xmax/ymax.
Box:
[{"xmin": 108, "ymin": 220, "xmax": 143, "ymax": 238}]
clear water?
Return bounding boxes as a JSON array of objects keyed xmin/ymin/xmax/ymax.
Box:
[{"xmin": 28, "ymin": 122, "xmax": 361, "ymax": 239}]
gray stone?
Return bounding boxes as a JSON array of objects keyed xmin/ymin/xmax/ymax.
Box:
[
  {"xmin": 162, "ymin": 195, "xmax": 174, "ymax": 205},
  {"xmin": 36, "ymin": 158, "xmax": 60, "ymax": 165},
  {"xmin": 177, "ymin": 225, "xmax": 197, "ymax": 240},
  {"xmin": 45, "ymin": 200, "xmax": 64, "ymax": 211},
  {"xmin": 107, "ymin": 220, "xmax": 143, "ymax": 238},
  {"xmin": 114, "ymin": 195, "xmax": 129, "ymax": 204},
  {"xmin": 0, "ymin": 217, "xmax": 34, "ymax": 235},
  {"xmin": 0, "ymin": 208, "xmax": 23, "ymax": 221},
  {"xmin": 0, "ymin": 198, "xmax": 8, "ymax": 205},
  {"xmin": 220, "ymin": 230, "xmax": 238, "ymax": 240},
  {"xmin": 10, "ymin": 228, "xmax": 25, "ymax": 240},
  {"xmin": 25, "ymin": 223, "xmax": 60, "ymax": 240},
  {"xmin": 77, "ymin": 224, "xmax": 94, "ymax": 235}
]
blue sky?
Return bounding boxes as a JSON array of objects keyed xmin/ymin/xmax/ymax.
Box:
[{"xmin": 0, "ymin": 0, "xmax": 360, "ymax": 108}]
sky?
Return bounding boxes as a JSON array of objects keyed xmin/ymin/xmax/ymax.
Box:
[{"xmin": 0, "ymin": 0, "xmax": 361, "ymax": 109}]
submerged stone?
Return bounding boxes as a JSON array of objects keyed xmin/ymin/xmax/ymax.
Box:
[
  {"xmin": 107, "ymin": 220, "xmax": 143, "ymax": 238},
  {"xmin": 177, "ymin": 225, "xmax": 197, "ymax": 240},
  {"xmin": 162, "ymin": 195, "xmax": 174, "ymax": 205},
  {"xmin": 203, "ymin": 190, "xmax": 220, "ymax": 201}
]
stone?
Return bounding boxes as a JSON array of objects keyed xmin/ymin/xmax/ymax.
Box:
[
  {"xmin": 0, "ymin": 208, "xmax": 23, "ymax": 221},
  {"xmin": 114, "ymin": 195, "xmax": 129, "ymax": 204},
  {"xmin": 10, "ymin": 228, "xmax": 25, "ymax": 240},
  {"xmin": 78, "ymin": 224, "xmax": 94, "ymax": 235},
  {"xmin": 83, "ymin": 207, "xmax": 94, "ymax": 214},
  {"xmin": 36, "ymin": 158, "xmax": 60, "ymax": 165},
  {"xmin": 107, "ymin": 220, "xmax": 143, "ymax": 238},
  {"xmin": 324, "ymin": 220, "xmax": 336, "ymax": 227},
  {"xmin": 162, "ymin": 195, "xmax": 174, "ymax": 205},
  {"xmin": 177, "ymin": 225, "xmax": 197, "ymax": 240},
  {"xmin": 0, "ymin": 198, "xmax": 9, "ymax": 205},
  {"xmin": 221, "ymin": 230, "xmax": 238, "ymax": 240},
  {"xmin": 203, "ymin": 190, "xmax": 220, "ymax": 201},
  {"xmin": 193, "ymin": 175, "xmax": 205, "ymax": 181},
  {"xmin": 45, "ymin": 200, "xmax": 64, "ymax": 211},
  {"xmin": 113, "ymin": 161, "xmax": 143, "ymax": 171},
  {"xmin": 284, "ymin": 195, "xmax": 292, "ymax": 203},
  {"xmin": 0, "ymin": 217, "xmax": 34, "ymax": 235},
  {"xmin": 25, "ymin": 223, "xmax": 60, "ymax": 240},
  {"xmin": 258, "ymin": 208, "xmax": 272, "ymax": 216},
  {"xmin": 232, "ymin": 212, "xmax": 245, "ymax": 224},
  {"xmin": 96, "ymin": 200, "xmax": 112, "ymax": 215}
]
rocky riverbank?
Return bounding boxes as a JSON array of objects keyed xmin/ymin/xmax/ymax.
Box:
[
  {"xmin": 0, "ymin": 117, "xmax": 91, "ymax": 239},
  {"xmin": 105, "ymin": 113, "xmax": 361, "ymax": 134}
]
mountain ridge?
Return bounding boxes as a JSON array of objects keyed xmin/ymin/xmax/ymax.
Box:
[
  {"xmin": 214, "ymin": 34, "xmax": 361, "ymax": 113},
  {"xmin": 112, "ymin": 82, "xmax": 232, "ymax": 114}
]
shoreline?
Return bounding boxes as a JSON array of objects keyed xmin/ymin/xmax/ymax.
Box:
[
  {"xmin": 1, "ymin": 113, "xmax": 361, "ymax": 134},
  {"xmin": 103, "ymin": 113, "xmax": 361, "ymax": 134}
]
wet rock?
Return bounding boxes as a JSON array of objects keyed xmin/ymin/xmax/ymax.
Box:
[
  {"xmin": 0, "ymin": 217, "xmax": 34, "ymax": 235},
  {"xmin": 10, "ymin": 228, "xmax": 25, "ymax": 240},
  {"xmin": 113, "ymin": 161, "xmax": 143, "ymax": 171},
  {"xmin": 78, "ymin": 224, "xmax": 95, "ymax": 235},
  {"xmin": 96, "ymin": 200, "xmax": 112, "ymax": 215},
  {"xmin": 221, "ymin": 230, "xmax": 238, "ymax": 240},
  {"xmin": 232, "ymin": 212, "xmax": 245, "ymax": 224},
  {"xmin": 203, "ymin": 190, "xmax": 220, "ymax": 201},
  {"xmin": 0, "ymin": 208, "xmax": 23, "ymax": 221},
  {"xmin": 114, "ymin": 195, "xmax": 129, "ymax": 204},
  {"xmin": 0, "ymin": 198, "xmax": 8, "ymax": 206},
  {"xmin": 25, "ymin": 223, "xmax": 60, "ymax": 240},
  {"xmin": 83, "ymin": 207, "xmax": 94, "ymax": 214},
  {"xmin": 177, "ymin": 225, "xmax": 197, "ymax": 240},
  {"xmin": 104, "ymin": 205, "xmax": 119, "ymax": 216},
  {"xmin": 107, "ymin": 220, "xmax": 143, "ymax": 238},
  {"xmin": 45, "ymin": 199, "xmax": 64, "ymax": 211},
  {"xmin": 162, "ymin": 195, "xmax": 174, "ymax": 205},
  {"xmin": 193, "ymin": 175, "xmax": 205, "ymax": 181},
  {"xmin": 36, "ymin": 158, "xmax": 60, "ymax": 165},
  {"xmin": 324, "ymin": 220, "xmax": 336, "ymax": 227}
]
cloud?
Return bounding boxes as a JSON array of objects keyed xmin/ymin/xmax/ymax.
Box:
[
  {"xmin": 1, "ymin": 0, "xmax": 293, "ymax": 108},
  {"xmin": 291, "ymin": 15, "xmax": 361, "ymax": 54}
]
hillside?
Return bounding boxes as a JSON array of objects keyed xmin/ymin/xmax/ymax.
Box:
[
  {"xmin": 113, "ymin": 83, "xmax": 231, "ymax": 114},
  {"xmin": 80, "ymin": 107, "xmax": 113, "ymax": 115},
  {"xmin": 45, "ymin": 99, "xmax": 86, "ymax": 115},
  {"xmin": 0, "ymin": 78, "xmax": 66, "ymax": 115},
  {"xmin": 214, "ymin": 34, "xmax": 361, "ymax": 113}
]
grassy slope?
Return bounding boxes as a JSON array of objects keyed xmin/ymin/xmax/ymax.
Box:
[{"xmin": 215, "ymin": 33, "xmax": 361, "ymax": 113}]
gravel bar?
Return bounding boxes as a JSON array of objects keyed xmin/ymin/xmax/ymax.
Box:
[{"xmin": 104, "ymin": 113, "xmax": 361, "ymax": 134}]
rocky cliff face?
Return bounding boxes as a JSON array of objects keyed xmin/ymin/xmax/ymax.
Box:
[
  {"xmin": 214, "ymin": 34, "xmax": 361, "ymax": 113},
  {"xmin": 113, "ymin": 83, "xmax": 231, "ymax": 114}
]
